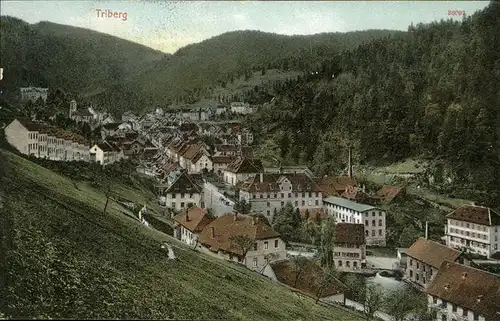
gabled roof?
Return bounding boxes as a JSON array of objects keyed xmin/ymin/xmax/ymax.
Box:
[
  {"xmin": 335, "ymin": 223, "xmax": 365, "ymax": 245},
  {"xmin": 212, "ymin": 155, "xmax": 236, "ymax": 164},
  {"xmin": 314, "ymin": 176, "xmax": 357, "ymax": 195},
  {"xmin": 173, "ymin": 207, "xmax": 213, "ymax": 233},
  {"xmin": 165, "ymin": 171, "xmax": 201, "ymax": 194},
  {"xmin": 15, "ymin": 118, "xmax": 87, "ymax": 145},
  {"xmin": 376, "ymin": 186, "xmax": 406, "ymax": 203},
  {"xmin": 102, "ymin": 122, "xmax": 121, "ymax": 130},
  {"xmin": 225, "ymin": 157, "xmax": 263, "ymax": 174},
  {"xmin": 406, "ymin": 238, "xmax": 463, "ymax": 269},
  {"xmin": 240, "ymin": 172, "xmax": 321, "ymax": 193},
  {"xmin": 95, "ymin": 141, "xmax": 121, "ymax": 152},
  {"xmin": 215, "ymin": 144, "xmax": 239, "ymax": 152},
  {"xmin": 198, "ymin": 213, "xmax": 281, "ymax": 256},
  {"xmin": 447, "ymin": 204, "xmax": 500, "ymax": 226},
  {"xmin": 341, "ymin": 186, "xmax": 373, "ymax": 203},
  {"xmin": 426, "ymin": 261, "xmax": 500, "ymax": 320}
]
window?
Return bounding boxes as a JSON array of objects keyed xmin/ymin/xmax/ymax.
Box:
[
  {"xmin": 281, "ymin": 201, "xmax": 284, "ymax": 206},
  {"xmin": 295, "ymin": 193, "xmax": 298, "ymax": 197},
  {"xmin": 180, "ymin": 193, "xmax": 185, "ymax": 198},
  {"xmin": 433, "ymin": 297, "xmax": 437, "ymax": 304},
  {"xmin": 260, "ymin": 194, "xmax": 263, "ymax": 198},
  {"xmin": 473, "ymin": 313, "xmax": 479, "ymax": 321},
  {"xmin": 267, "ymin": 210, "xmax": 270, "ymax": 216},
  {"xmin": 378, "ymin": 219, "xmax": 382, "ymax": 226},
  {"xmin": 417, "ymin": 262, "xmax": 419, "ymax": 269},
  {"xmin": 379, "ymin": 229, "xmax": 382, "ymax": 236},
  {"xmin": 371, "ymin": 230, "xmax": 375, "ymax": 236},
  {"xmin": 253, "ymin": 195, "xmax": 256, "ymax": 199},
  {"xmin": 410, "ymin": 259, "xmax": 413, "ymax": 266},
  {"xmin": 309, "ymin": 192, "xmax": 312, "ymax": 197},
  {"xmin": 302, "ymin": 200, "xmax": 305, "ymax": 206},
  {"xmin": 379, "ymin": 212, "xmax": 382, "ymax": 216},
  {"xmin": 274, "ymin": 193, "xmax": 277, "ymax": 198},
  {"xmin": 452, "ymin": 305, "xmax": 457, "ymax": 313},
  {"xmin": 315, "ymin": 200, "xmax": 319, "ymax": 205},
  {"xmin": 253, "ymin": 258, "xmax": 257, "ymax": 267},
  {"xmin": 180, "ymin": 202, "xmax": 185, "ymax": 208},
  {"xmin": 462, "ymin": 309, "xmax": 467, "ymax": 317},
  {"xmin": 264, "ymin": 241, "xmax": 268, "ymax": 249},
  {"xmin": 267, "ymin": 202, "xmax": 270, "ymax": 207},
  {"xmin": 294, "ymin": 201, "xmax": 298, "ymax": 206},
  {"xmin": 372, "ymin": 212, "xmax": 375, "ymax": 217},
  {"xmin": 274, "ymin": 240, "xmax": 279, "ymax": 248},
  {"xmin": 441, "ymin": 315, "xmax": 447, "ymax": 321},
  {"xmin": 365, "ymin": 230, "xmax": 368, "ymax": 236},
  {"xmin": 288, "ymin": 193, "xmax": 291, "ymax": 198},
  {"xmin": 281, "ymin": 193, "xmax": 284, "ymax": 198},
  {"xmin": 253, "ymin": 243, "xmax": 257, "ymax": 251},
  {"xmin": 365, "ymin": 220, "xmax": 369, "ymax": 226},
  {"xmin": 410, "ymin": 270, "xmax": 413, "ymax": 277},
  {"xmin": 371, "ymin": 220, "xmax": 375, "ymax": 226}
]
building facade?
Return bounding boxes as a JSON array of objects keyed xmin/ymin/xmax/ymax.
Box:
[
  {"xmin": 89, "ymin": 141, "xmax": 124, "ymax": 166},
  {"xmin": 333, "ymin": 223, "xmax": 367, "ymax": 271},
  {"xmin": 323, "ymin": 196, "xmax": 386, "ymax": 246},
  {"xmin": 445, "ymin": 204, "xmax": 500, "ymax": 259},
  {"xmin": 239, "ymin": 172, "xmax": 323, "ymax": 222},
  {"xmin": 222, "ymin": 157, "xmax": 264, "ymax": 186},
  {"xmin": 426, "ymin": 261, "xmax": 500, "ymax": 321},
  {"xmin": 157, "ymin": 170, "xmax": 203, "ymax": 212},
  {"xmin": 4, "ymin": 119, "xmax": 90, "ymax": 161},
  {"xmin": 405, "ymin": 237, "xmax": 471, "ymax": 290}
]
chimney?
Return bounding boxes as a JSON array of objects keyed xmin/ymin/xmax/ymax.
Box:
[
  {"xmin": 210, "ymin": 226, "xmax": 215, "ymax": 238},
  {"xmin": 260, "ymin": 173, "xmax": 263, "ymax": 183},
  {"xmin": 185, "ymin": 207, "xmax": 190, "ymax": 222},
  {"xmin": 348, "ymin": 146, "xmax": 353, "ymax": 179}
]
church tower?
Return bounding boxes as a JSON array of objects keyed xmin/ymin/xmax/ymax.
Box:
[{"xmin": 69, "ymin": 100, "xmax": 77, "ymax": 118}]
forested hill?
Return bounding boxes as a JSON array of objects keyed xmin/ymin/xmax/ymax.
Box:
[
  {"xmin": 0, "ymin": 17, "xmax": 167, "ymax": 100},
  {"xmin": 249, "ymin": 1, "xmax": 500, "ymax": 207}
]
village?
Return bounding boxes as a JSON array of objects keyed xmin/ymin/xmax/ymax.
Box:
[{"xmin": 3, "ymin": 86, "xmax": 500, "ymax": 321}]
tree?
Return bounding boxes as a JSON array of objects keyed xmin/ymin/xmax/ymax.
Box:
[
  {"xmin": 291, "ymin": 255, "xmax": 310, "ymax": 287},
  {"xmin": 233, "ymin": 199, "xmax": 251, "ymax": 214},
  {"xmin": 362, "ymin": 284, "xmax": 383, "ymax": 320},
  {"xmin": 313, "ymin": 265, "xmax": 343, "ymax": 304},
  {"xmin": 384, "ymin": 288, "xmax": 421, "ymax": 321},
  {"xmin": 300, "ymin": 217, "xmax": 319, "ymax": 245},
  {"xmin": 293, "ymin": 207, "xmax": 302, "ymax": 228},
  {"xmin": 230, "ymin": 235, "xmax": 254, "ymax": 260},
  {"xmin": 304, "ymin": 209, "xmax": 310, "ymax": 220},
  {"xmin": 318, "ymin": 217, "xmax": 336, "ymax": 267}
]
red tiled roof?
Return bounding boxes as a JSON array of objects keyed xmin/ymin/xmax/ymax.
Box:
[
  {"xmin": 426, "ymin": 261, "xmax": 500, "ymax": 320},
  {"xmin": 198, "ymin": 213, "xmax": 280, "ymax": 256},
  {"xmin": 16, "ymin": 118, "xmax": 88, "ymax": 145},
  {"xmin": 225, "ymin": 157, "xmax": 263, "ymax": 174},
  {"xmin": 447, "ymin": 205, "xmax": 500, "ymax": 226},
  {"xmin": 173, "ymin": 207, "xmax": 213, "ymax": 233},
  {"xmin": 407, "ymin": 238, "xmax": 463, "ymax": 269},
  {"xmin": 376, "ymin": 186, "xmax": 406, "ymax": 203},
  {"xmin": 314, "ymin": 176, "xmax": 356, "ymax": 195},
  {"xmin": 335, "ymin": 223, "xmax": 365, "ymax": 245}
]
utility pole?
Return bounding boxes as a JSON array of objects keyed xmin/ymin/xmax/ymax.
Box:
[{"xmin": 425, "ymin": 221, "xmax": 429, "ymax": 239}]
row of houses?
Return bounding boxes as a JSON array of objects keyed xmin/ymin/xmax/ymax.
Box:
[{"xmin": 404, "ymin": 236, "xmax": 500, "ymax": 321}]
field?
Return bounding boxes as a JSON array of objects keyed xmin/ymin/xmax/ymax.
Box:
[{"xmin": 0, "ymin": 148, "xmax": 363, "ymax": 320}]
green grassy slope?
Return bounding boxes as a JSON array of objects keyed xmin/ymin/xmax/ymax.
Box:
[{"xmin": 0, "ymin": 149, "xmax": 363, "ymax": 320}]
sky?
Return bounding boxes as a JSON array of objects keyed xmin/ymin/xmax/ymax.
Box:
[{"xmin": 0, "ymin": 1, "xmax": 490, "ymax": 54}]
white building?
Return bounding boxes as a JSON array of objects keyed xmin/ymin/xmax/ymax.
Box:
[
  {"xmin": 4, "ymin": 118, "xmax": 90, "ymax": 161},
  {"xmin": 197, "ymin": 213, "xmax": 287, "ymax": 272},
  {"xmin": 426, "ymin": 260, "xmax": 500, "ymax": 321},
  {"xmin": 230, "ymin": 102, "xmax": 253, "ymax": 114},
  {"xmin": 157, "ymin": 170, "xmax": 203, "ymax": 211},
  {"xmin": 173, "ymin": 207, "xmax": 213, "ymax": 247},
  {"xmin": 20, "ymin": 86, "xmax": 48, "ymax": 102},
  {"xmin": 222, "ymin": 157, "xmax": 263, "ymax": 186},
  {"xmin": 239, "ymin": 172, "xmax": 323, "ymax": 222},
  {"xmin": 323, "ymin": 196, "xmax": 386, "ymax": 246},
  {"xmin": 445, "ymin": 204, "xmax": 500, "ymax": 259},
  {"xmin": 89, "ymin": 141, "xmax": 124, "ymax": 166}
]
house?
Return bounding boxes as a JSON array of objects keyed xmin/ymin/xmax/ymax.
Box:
[
  {"xmin": 212, "ymin": 155, "xmax": 237, "ymax": 174},
  {"xmin": 197, "ymin": 213, "xmax": 287, "ymax": 272},
  {"xmin": 445, "ymin": 204, "xmax": 500, "ymax": 259},
  {"xmin": 216, "ymin": 105, "xmax": 227, "ymax": 115},
  {"xmin": 426, "ymin": 261, "xmax": 500, "ymax": 321},
  {"xmin": 157, "ymin": 170, "xmax": 203, "ymax": 211},
  {"xmin": 173, "ymin": 207, "xmax": 213, "ymax": 247},
  {"xmin": 405, "ymin": 237, "xmax": 472, "ymax": 290},
  {"xmin": 20, "ymin": 86, "xmax": 48, "ymax": 102},
  {"xmin": 397, "ymin": 248, "xmax": 409, "ymax": 269},
  {"xmin": 314, "ymin": 175, "xmax": 357, "ymax": 197},
  {"xmin": 222, "ymin": 157, "xmax": 264, "ymax": 186},
  {"xmin": 214, "ymin": 144, "xmax": 240, "ymax": 156},
  {"xmin": 178, "ymin": 143, "xmax": 213, "ymax": 173},
  {"xmin": 121, "ymin": 111, "xmax": 138, "ymax": 123},
  {"xmin": 323, "ymin": 196, "xmax": 386, "ymax": 246},
  {"xmin": 68, "ymin": 100, "xmax": 93, "ymax": 124},
  {"xmin": 121, "ymin": 139, "xmax": 145, "ymax": 158},
  {"xmin": 239, "ymin": 172, "xmax": 323, "ymax": 222},
  {"xmin": 340, "ymin": 185, "xmax": 375, "ymax": 204},
  {"xmin": 230, "ymin": 102, "xmax": 253, "ymax": 114},
  {"xmin": 101, "ymin": 122, "xmax": 121, "ymax": 139},
  {"xmin": 101, "ymin": 114, "xmax": 116, "ymax": 125},
  {"xmin": 333, "ymin": 223, "xmax": 366, "ymax": 271},
  {"xmin": 376, "ymin": 186, "xmax": 407, "ymax": 203},
  {"xmin": 235, "ymin": 128, "xmax": 254, "ymax": 145},
  {"xmin": 4, "ymin": 118, "xmax": 90, "ymax": 161},
  {"xmin": 89, "ymin": 141, "xmax": 124, "ymax": 166}
]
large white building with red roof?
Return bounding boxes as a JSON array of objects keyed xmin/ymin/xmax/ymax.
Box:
[{"xmin": 445, "ymin": 204, "xmax": 500, "ymax": 258}]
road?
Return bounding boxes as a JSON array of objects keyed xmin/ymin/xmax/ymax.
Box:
[{"xmin": 204, "ymin": 182, "xmax": 234, "ymax": 217}]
